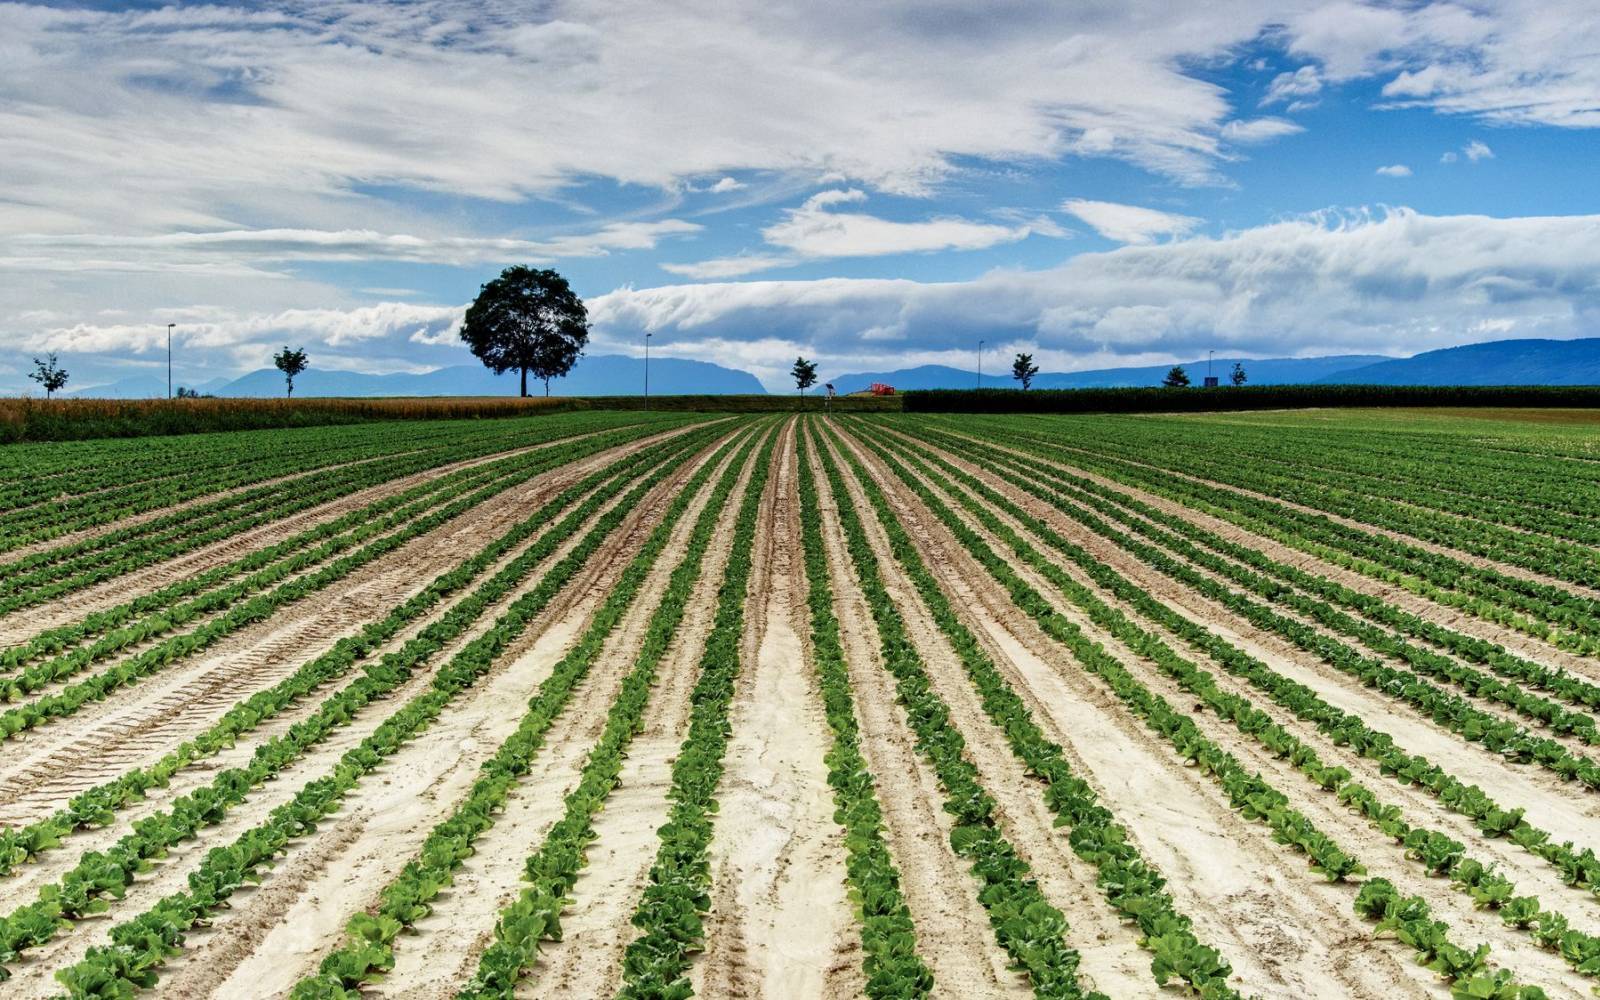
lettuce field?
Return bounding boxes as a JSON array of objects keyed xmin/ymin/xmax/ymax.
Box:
[{"xmin": 1, "ymin": 407, "xmax": 1598, "ymax": 999}]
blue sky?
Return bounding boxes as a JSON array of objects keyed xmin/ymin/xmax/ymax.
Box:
[{"xmin": 2, "ymin": 1, "xmax": 1598, "ymax": 392}]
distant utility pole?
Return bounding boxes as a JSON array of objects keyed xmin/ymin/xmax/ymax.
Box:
[
  {"xmin": 1208, "ymin": 349, "xmax": 1214, "ymax": 381},
  {"xmin": 644, "ymin": 332, "xmax": 652, "ymax": 410},
  {"xmin": 977, "ymin": 339, "xmax": 985, "ymax": 389},
  {"xmin": 167, "ymin": 323, "xmax": 175, "ymax": 399}
]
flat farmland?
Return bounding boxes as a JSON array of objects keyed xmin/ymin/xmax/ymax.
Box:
[{"xmin": 1, "ymin": 407, "xmax": 1597, "ymax": 1000}]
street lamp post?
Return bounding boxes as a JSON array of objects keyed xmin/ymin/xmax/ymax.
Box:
[
  {"xmin": 644, "ymin": 332, "xmax": 652, "ymax": 411},
  {"xmin": 167, "ymin": 323, "xmax": 175, "ymax": 399},
  {"xmin": 977, "ymin": 339, "xmax": 985, "ymax": 389},
  {"xmin": 1208, "ymin": 349, "xmax": 1214, "ymax": 382}
]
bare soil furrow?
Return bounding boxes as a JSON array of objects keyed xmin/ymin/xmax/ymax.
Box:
[{"xmin": 833, "ymin": 424, "xmax": 1435, "ymax": 999}]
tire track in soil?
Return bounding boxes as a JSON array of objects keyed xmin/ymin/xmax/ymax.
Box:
[
  {"xmin": 0, "ymin": 428, "xmax": 739, "ymax": 1000},
  {"xmin": 0, "ymin": 430, "xmax": 697, "ymax": 817},
  {"xmin": 363, "ymin": 431, "xmax": 754, "ymax": 999},
  {"xmin": 832, "ymin": 424, "xmax": 1429, "ymax": 999},
  {"xmin": 688, "ymin": 419, "xmax": 861, "ymax": 1000},
  {"xmin": 0, "ymin": 422, "xmax": 699, "ymax": 647},
  {"xmin": 808, "ymin": 428, "xmax": 1032, "ymax": 1000},
  {"xmin": 0, "ymin": 447, "xmax": 661, "ymax": 913},
  {"xmin": 941, "ymin": 427, "xmax": 1600, "ymax": 678}
]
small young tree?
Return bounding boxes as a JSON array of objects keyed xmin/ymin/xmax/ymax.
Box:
[
  {"xmin": 29, "ymin": 353, "xmax": 69, "ymax": 399},
  {"xmin": 1230, "ymin": 362, "xmax": 1247, "ymax": 386},
  {"xmin": 273, "ymin": 346, "xmax": 308, "ymax": 398},
  {"xmin": 791, "ymin": 357, "xmax": 818, "ymax": 402},
  {"xmin": 460, "ymin": 266, "xmax": 589, "ymax": 397},
  {"xmin": 176, "ymin": 386, "xmax": 200, "ymax": 398},
  {"xmin": 1011, "ymin": 352, "xmax": 1039, "ymax": 390},
  {"xmin": 1162, "ymin": 365, "xmax": 1190, "ymax": 388}
]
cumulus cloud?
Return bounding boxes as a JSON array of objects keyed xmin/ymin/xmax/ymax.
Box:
[
  {"xmin": 1465, "ymin": 139, "xmax": 1495, "ymax": 161},
  {"xmin": 1375, "ymin": 164, "xmax": 1413, "ymax": 177},
  {"xmin": 708, "ymin": 177, "xmax": 746, "ymax": 193},
  {"xmin": 1062, "ymin": 199, "xmax": 1202, "ymax": 244},
  {"xmin": 590, "ymin": 208, "xmax": 1600, "ymax": 389},
  {"xmin": 1263, "ymin": 65, "xmax": 1324, "ymax": 105}
]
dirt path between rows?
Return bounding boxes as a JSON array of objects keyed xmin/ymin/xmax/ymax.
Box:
[
  {"xmin": 0, "ymin": 431, "xmax": 736, "ymax": 998},
  {"xmin": 926, "ymin": 425, "xmax": 1600, "ymax": 688},
  {"xmin": 689, "ymin": 418, "xmax": 861, "ymax": 1000},
  {"xmin": 830, "ymin": 423, "xmax": 1429, "ymax": 999},
  {"xmin": 0, "ymin": 430, "xmax": 697, "ymax": 820}
]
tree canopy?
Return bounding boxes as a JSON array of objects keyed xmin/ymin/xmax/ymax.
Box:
[
  {"xmin": 1011, "ymin": 352, "xmax": 1039, "ymax": 390},
  {"xmin": 273, "ymin": 346, "xmax": 308, "ymax": 398},
  {"xmin": 460, "ymin": 266, "xmax": 589, "ymax": 397},
  {"xmin": 1231, "ymin": 362, "xmax": 1248, "ymax": 386},
  {"xmin": 1162, "ymin": 365, "xmax": 1191, "ymax": 388},
  {"xmin": 29, "ymin": 353, "xmax": 69, "ymax": 399},
  {"xmin": 792, "ymin": 356, "xmax": 818, "ymax": 395}
]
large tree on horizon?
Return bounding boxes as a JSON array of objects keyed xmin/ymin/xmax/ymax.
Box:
[{"xmin": 460, "ymin": 266, "xmax": 589, "ymax": 397}]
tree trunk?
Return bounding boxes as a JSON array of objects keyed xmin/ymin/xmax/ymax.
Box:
[
  {"xmin": 544, "ymin": 376, "xmax": 550, "ymax": 397},
  {"xmin": 519, "ymin": 367, "xmax": 527, "ymax": 398}
]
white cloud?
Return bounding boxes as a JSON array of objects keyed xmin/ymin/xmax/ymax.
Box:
[
  {"xmin": 1062, "ymin": 199, "xmax": 1202, "ymax": 244},
  {"xmin": 1263, "ymin": 66, "xmax": 1324, "ymax": 105},
  {"xmin": 1375, "ymin": 164, "xmax": 1413, "ymax": 177},
  {"xmin": 761, "ymin": 189, "xmax": 1043, "ymax": 259},
  {"xmin": 660, "ymin": 255, "xmax": 797, "ymax": 279},
  {"xmin": 1465, "ymin": 139, "xmax": 1495, "ymax": 161},
  {"xmin": 1220, "ymin": 117, "xmax": 1305, "ymax": 143},
  {"xmin": 590, "ymin": 207, "xmax": 1600, "ymax": 390},
  {"xmin": 1441, "ymin": 151, "xmax": 1459, "ymax": 163},
  {"xmin": 0, "ymin": 222, "xmax": 702, "ymax": 276},
  {"xmin": 708, "ymin": 177, "xmax": 745, "ymax": 193}
]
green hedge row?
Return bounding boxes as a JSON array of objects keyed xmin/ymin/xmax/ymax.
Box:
[{"xmin": 902, "ymin": 384, "xmax": 1600, "ymax": 413}]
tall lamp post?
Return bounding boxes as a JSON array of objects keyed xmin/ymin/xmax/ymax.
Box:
[
  {"xmin": 167, "ymin": 323, "xmax": 175, "ymax": 399},
  {"xmin": 977, "ymin": 339, "xmax": 985, "ymax": 389},
  {"xmin": 644, "ymin": 332, "xmax": 652, "ymax": 411},
  {"xmin": 1208, "ymin": 349, "xmax": 1214, "ymax": 383}
]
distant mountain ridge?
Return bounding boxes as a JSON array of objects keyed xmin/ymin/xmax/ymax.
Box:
[
  {"xmin": 1316, "ymin": 339, "xmax": 1600, "ymax": 385},
  {"xmin": 50, "ymin": 336, "xmax": 1600, "ymax": 399},
  {"xmin": 69, "ymin": 353, "xmax": 764, "ymax": 398},
  {"xmin": 826, "ymin": 355, "xmax": 1389, "ymax": 394}
]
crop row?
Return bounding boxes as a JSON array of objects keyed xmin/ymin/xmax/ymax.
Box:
[
  {"xmin": 292, "ymin": 422, "xmax": 767, "ymax": 998},
  {"xmin": 941, "ymin": 416, "xmax": 1600, "ymax": 655},
  {"xmin": 842, "ymin": 421, "xmax": 1548, "ymax": 998},
  {"xmin": 455, "ymin": 419, "xmax": 766, "ymax": 998},
  {"xmin": 37, "ymin": 422, "xmax": 750, "ymax": 996},
  {"xmin": 808, "ymin": 422, "xmax": 1103, "ymax": 1000},
  {"xmin": 0, "ymin": 412, "xmax": 700, "ymax": 612},
  {"xmin": 0, "ymin": 421, "xmax": 729, "ymax": 984},
  {"xmin": 0, "ymin": 426, "xmax": 715, "ymax": 881},
  {"xmin": 816, "ymin": 420, "xmax": 1245, "ymax": 997},
  {"xmin": 0, "ymin": 422, "xmax": 668, "ymax": 694},
  {"xmin": 792, "ymin": 429, "xmax": 934, "ymax": 998},
  {"xmin": 612, "ymin": 425, "xmax": 779, "ymax": 998},
  {"xmin": 858, "ymin": 421, "xmax": 1599, "ymax": 988}
]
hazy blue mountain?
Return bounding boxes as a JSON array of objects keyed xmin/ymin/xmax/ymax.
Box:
[
  {"xmin": 1318, "ymin": 338, "xmax": 1600, "ymax": 385},
  {"xmin": 828, "ymin": 355, "xmax": 1390, "ymax": 393},
  {"xmin": 213, "ymin": 354, "xmax": 766, "ymax": 397},
  {"xmin": 65, "ymin": 374, "xmax": 170, "ymax": 399}
]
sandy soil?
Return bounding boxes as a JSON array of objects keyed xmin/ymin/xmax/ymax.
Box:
[
  {"xmin": 687, "ymin": 419, "xmax": 861, "ymax": 1000},
  {"xmin": 827, "ymin": 424, "xmax": 1427, "ymax": 999},
  {"xmin": 4, "ymin": 413, "xmax": 1593, "ymax": 999},
  {"xmin": 0, "ymin": 428, "xmax": 733, "ymax": 998}
]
